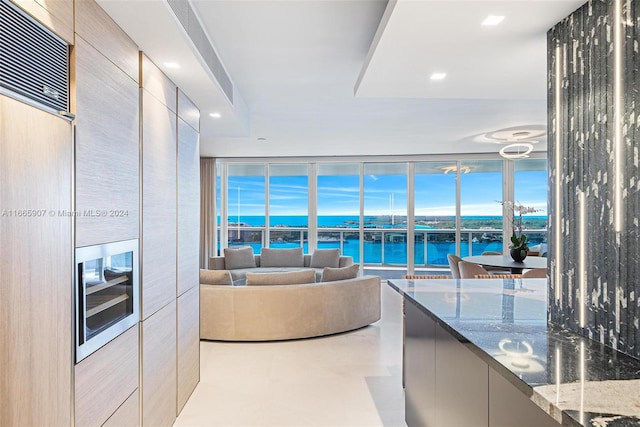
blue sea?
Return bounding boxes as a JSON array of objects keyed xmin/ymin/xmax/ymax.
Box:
[{"xmin": 223, "ymin": 215, "xmax": 548, "ymax": 266}]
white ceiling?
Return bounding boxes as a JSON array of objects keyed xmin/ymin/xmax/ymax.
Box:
[{"xmin": 97, "ymin": 0, "xmax": 586, "ymax": 159}]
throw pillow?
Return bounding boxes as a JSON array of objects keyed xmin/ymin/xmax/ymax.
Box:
[
  {"xmin": 320, "ymin": 264, "xmax": 359, "ymax": 282},
  {"xmin": 224, "ymin": 246, "xmax": 256, "ymax": 270},
  {"xmin": 260, "ymin": 247, "xmax": 304, "ymax": 267},
  {"xmin": 309, "ymin": 249, "xmax": 340, "ymax": 268},
  {"xmin": 246, "ymin": 269, "xmax": 316, "ymax": 286},
  {"xmin": 200, "ymin": 269, "xmax": 233, "ymax": 286}
]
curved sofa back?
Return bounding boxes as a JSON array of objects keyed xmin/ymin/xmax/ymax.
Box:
[{"xmin": 200, "ymin": 275, "xmax": 381, "ymax": 341}]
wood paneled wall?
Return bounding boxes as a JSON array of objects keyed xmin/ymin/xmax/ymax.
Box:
[
  {"xmin": 141, "ymin": 55, "xmax": 177, "ymax": 320},
  {"xmin": 11, "ymin": 0, "xmax": 73, "ymax": 43},
  {"xmin": 0, "ymin": 95, "xmax": 72, "ymax": 426},
  {"xmin": 548, "ymin": 0, "xmax": 640, "ymax": 358},
  {"xmin": 177, "ymin": 287, "xmax": 200, "ymax": 413}
]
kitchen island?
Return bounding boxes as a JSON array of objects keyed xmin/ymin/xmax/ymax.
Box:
[{"xmin": 388, "ymin": 278, "xmax": 640, "ymax": 427}]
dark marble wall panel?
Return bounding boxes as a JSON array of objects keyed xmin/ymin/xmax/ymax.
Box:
[{"xmin": 548, "ymin": 0, "xmax": 640, "ymax": 358}]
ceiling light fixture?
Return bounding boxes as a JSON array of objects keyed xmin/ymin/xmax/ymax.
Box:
[
  {"xmin": 209, "ymin": 112, "xmax": 222, "ymax": 119},
  {"xmin": 482, "ymin": 15, "xmax": 505, "ymax": 26},
  {"xmin": 430, "ymin": 72, "xmax": 447, "ymax": 81},
  {"xmin": 164, "ymin": 62, "xmax": 181, "ymax": 69},
  {"xmin": 499, "ymin": 142, "xmax": 533, "ymax": 159}
]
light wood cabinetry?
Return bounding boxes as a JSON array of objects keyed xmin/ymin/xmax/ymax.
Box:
[
  {"xmin": 73, "ymin": 35, "xmax": 139, "ymax": 248},
  {"xmin": 142, "ymin": 302, "xmax": 177, "ymax": 426},
  {"xmin": 178, "ymin": 88, "xmax": 200, "ymax": 132},
  {"xmin": 11, "ymin": 0, "xmax": 73, "ymax": 44},
  {"xmin": 75, "ymin": 325, "xmax": 139, "ymax": 427},
  {"xmin": 177, "ymin": 287, "xmax": 200, "ymax": 413},
  {"xmin": 0, "ymin": 95, "xmax": 72, "ymax": 426},
  {"xmin": 141, "ymin": 56, "xmax": 177, "ymax": 319},
  {"xmin": 177, "ymin": 100, "xmax": 200, "ymax": 297},
  {"xmin": 103, "ymin": 390, "xmax": 139, "ymax": 427},
  {"xmin": 141, "ymin": 54, "xmax": 177, "ymax": 113},
  {"xmin": 74, "ymin": 0, "xmax": 139, "ymax": 82}
]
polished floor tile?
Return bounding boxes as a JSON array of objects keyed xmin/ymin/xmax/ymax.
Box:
[{"xmin": 175, "ymin": 283, "xmax": 406, "ymax": 426}]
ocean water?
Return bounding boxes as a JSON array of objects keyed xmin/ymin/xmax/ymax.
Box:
[{"xmin": 223, "ymin": 215, "xmax": 547, "ymax": 266}]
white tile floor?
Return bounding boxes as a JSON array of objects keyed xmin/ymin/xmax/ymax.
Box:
[{"xmin": 175, "ymin": 283, "xmax": 406, "ymax": 427}]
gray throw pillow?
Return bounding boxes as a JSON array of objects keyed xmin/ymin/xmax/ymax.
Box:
[
  {"xmin": 320, "ymin": 264, "xmax": 360, "ymax": 282},
  {"xmin": 224, "ymin": 246, "xmax": 256, "ymax": 270},
  {"xmin": 199, "ymin": 269, "xmax": 233, "ymax": 286},
  {"xmin": 260, "ymin": 247, "xmax": 304, "ymax": 267},
  {"xmin": 246, "ymin": 269, "xmax": 316, "ymax": 286},
  {"xmin": 309, "ymin": 249, "xmax": 340, "ymax": 268}
]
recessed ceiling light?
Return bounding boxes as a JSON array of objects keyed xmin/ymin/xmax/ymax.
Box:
[
  {"xmin": 209, "ymin": 112, "xmax": 221, "ymax": 119},
  {"xmin": 164, "ymin": 62, "xmax": 181, "ymax": 69},
  {"xmin": 482, "ymin": 15, "xmax": 505, "ymax": 26},
  {"xmin": 430, "ymin": 73, "xmax": 447, "ymax": 81}
]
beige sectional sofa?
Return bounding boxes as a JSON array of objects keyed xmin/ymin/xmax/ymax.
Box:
[
  {"xmin": 200, "ymin": 275, "xmax": 381, "ymax": 341},
  {"xmin": 199, "ymin": 247, "xmax": 381, "ymax": 341}
]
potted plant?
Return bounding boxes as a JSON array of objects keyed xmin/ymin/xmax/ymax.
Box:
[{"xmin": 499, "ymin": 201, "xmax": 540, "ymax": 262}]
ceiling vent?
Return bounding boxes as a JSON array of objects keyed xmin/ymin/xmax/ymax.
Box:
[
  {"xmin": 0, "ymin": 0, "xmax": 69, "ymax": 112},
  {"xmin": 167, "ymin": 0, "xmax": 234, "ymax": 105}
]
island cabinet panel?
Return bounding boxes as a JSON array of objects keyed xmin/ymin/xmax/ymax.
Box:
[
  {"xmin": 177, "ymin": 287, "xmax": 200, "ymax": 413},
  {"xmin": 142, "ymin": 301, "xmax": 177, "ymax": 427},
  {"xmin": 74, "ymin": 0, "xmax": 139, "ymax": 82},
  {"xmin": 404, "ymin": 300, "xmax": 437, "ymax": 427},
  {"xmin": 103, "ymin": 389, "xmax": 139, "ymax": 427},
  {"xmin": 435, "ymin": 324, "xmax": 488, "ymax": 427},
  {"xmin": 73, "ymin": 35, "xmax": 139, "ymax": 248},
  {"xmin": 11, "ymin": 0, "xmax": 73, "ymax": 44},
  {"xmin": 141, "ymin": 88, "xmax": 177, "ymax": 319},
  {"xmin": 488, "ymin": 369, "xmax": 558, "ymax": 427},
  {"xmin": 0, "ymin": 95, "xmax": 72, "ymax": 427},
  {"xmin": 74, "ymin": 325, "xmax": 139, "ymax": 427},
  {"xmin": 177, "ymin": 114, "xmax": 200, "ymax": 297}
]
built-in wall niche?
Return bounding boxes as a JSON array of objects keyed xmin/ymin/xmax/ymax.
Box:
[{"xmin": 547, "ymin": 0, "xmax": 640, "ymax": 358}]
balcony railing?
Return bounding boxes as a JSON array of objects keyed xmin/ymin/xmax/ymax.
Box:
[{"xmin": 222, "ymin": 226, "xmax": 548, "ymax": 267}]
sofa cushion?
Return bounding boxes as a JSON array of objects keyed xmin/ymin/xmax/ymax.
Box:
[
  {"xmin": 260, "ymin": 247, "xmax": 304, "ymax": 267},
  {"xmin": 246, "ymin": 269, "xmax": 316, "ymax": 286},
  {"xmin": 224, "ymin": 246, "xmax": 257, "ymax": 270},
  {"xmin": 200, "ymin": 269, "xmax": 233, "ymax": 286},
  {"xmin": 310, "ymin": 249, "xmax": 340, "ymax": 268},
  {"xmin": 321, "ymin": 264, "xmax": 359, "ymax": 282}
]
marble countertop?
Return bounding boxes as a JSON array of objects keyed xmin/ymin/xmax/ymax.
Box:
[{"xmin": 388, "ymin": 278, "xmax": 640, "ymax": 427}]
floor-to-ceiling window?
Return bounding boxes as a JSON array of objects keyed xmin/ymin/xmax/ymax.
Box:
[
  {"xmin": 317, "ymin": 163, "xmax": 361, "ymax": 262},
  {"xmin": 414, "ymin": 162, "xmax": 457, "ymax": 266},
  {"xmin": 460, "ymin": 160, "xmax": 504, "ymax": 257},
  {"xmin": 215, "ymin": 156, "xmax": 548, "ymax": 272},
  {"xmin": 363, "ymin": 163, "xmax": 408, "ymax": 265},
  {"xmin": 268, "ymin": 164, "xmax": 309, "ymax": 250},
  {"xmin": 227, "ymin": 163, "xmax": 265, "ymax": 253}
]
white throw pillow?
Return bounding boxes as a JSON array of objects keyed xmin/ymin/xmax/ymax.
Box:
[
  {"xmin": 246, "ymin": 269, "xmax": 316, "ymax": 286},
  {"xmin": 224, "ymin": 246, "xmax": 256, "ymax": 270},
  {"xmin": 320, "ymin": 264, "xmax": 359, "ymax": 282},
  {"xmin": 309, "ymin": 249, "xmax": 340, "ymax": 268}
]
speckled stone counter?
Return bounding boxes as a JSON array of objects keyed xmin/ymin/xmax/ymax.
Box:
[{"xmin": 388, "ymin": 278, "xmax": 640, "ymax": 427}]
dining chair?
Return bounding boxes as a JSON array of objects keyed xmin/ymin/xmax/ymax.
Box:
[
  {"xmin": 481, "ymin": 251, "xmax": 502, "ymax": 255},
  {"xmin": 458, "ymin": 260, "xmax": 489, "ymax": 278},
  {"xmin": 522, "ymin": 268, "xmax": 547, "ymax": 278},
  {"xmin": 480, "ymin": 251, "xmax": 510, "ymax": 273},
  {"xmin": 447, "ymin": 254, "xmax": 463, "ymax": 279},
  {"xmin": 402, "ymin": 274, "xmax": 451, "ymax": 279}
]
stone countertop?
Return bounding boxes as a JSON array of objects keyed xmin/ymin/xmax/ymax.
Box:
[{"xmin": 388, "ymin": 278, "xmax": 640, "ymax": 427}]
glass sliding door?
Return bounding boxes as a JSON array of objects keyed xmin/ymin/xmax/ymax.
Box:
[
  {"xmin": 227, "ymin": 163, "xmax": 266, "ymax": 253},
  {"xmin": 269, "ymin": 164, "xmax": 309, "ymax": 250},
  {"xmin": 317, "ymin": 163, "xmax": 361, "ymax": 262},
  {"xmin": 363, "ymin": 163, "xmax": 408, "ymax": 265},
  {"xmin": 515, "ymin": 158, "xmax": 548, "ymax": 255},
  {"xmin": 414, "ymin": 162, "xmax": 457, "ymax": 266},
  {"xmin": 460, "ymin": 160, "xmax": 503, "ymax": 256}
]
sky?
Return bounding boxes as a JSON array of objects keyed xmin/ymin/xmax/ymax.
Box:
[{"xmin": 222, "ymin": 169, "xmax": 548, "ymax": 217}]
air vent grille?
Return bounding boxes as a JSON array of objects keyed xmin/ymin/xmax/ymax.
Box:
[
  {"xmin": 0, "ymin": 0, "xmax": 69, "ymax": 112},
  {"xmin": 167, "ymin": 0, "xmax": 233, "ymax": 104}
]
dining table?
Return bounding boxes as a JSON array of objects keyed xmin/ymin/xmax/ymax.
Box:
[{"xmin": 462, "ymin": 254, "xmax": 547, "ymax": 274}]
